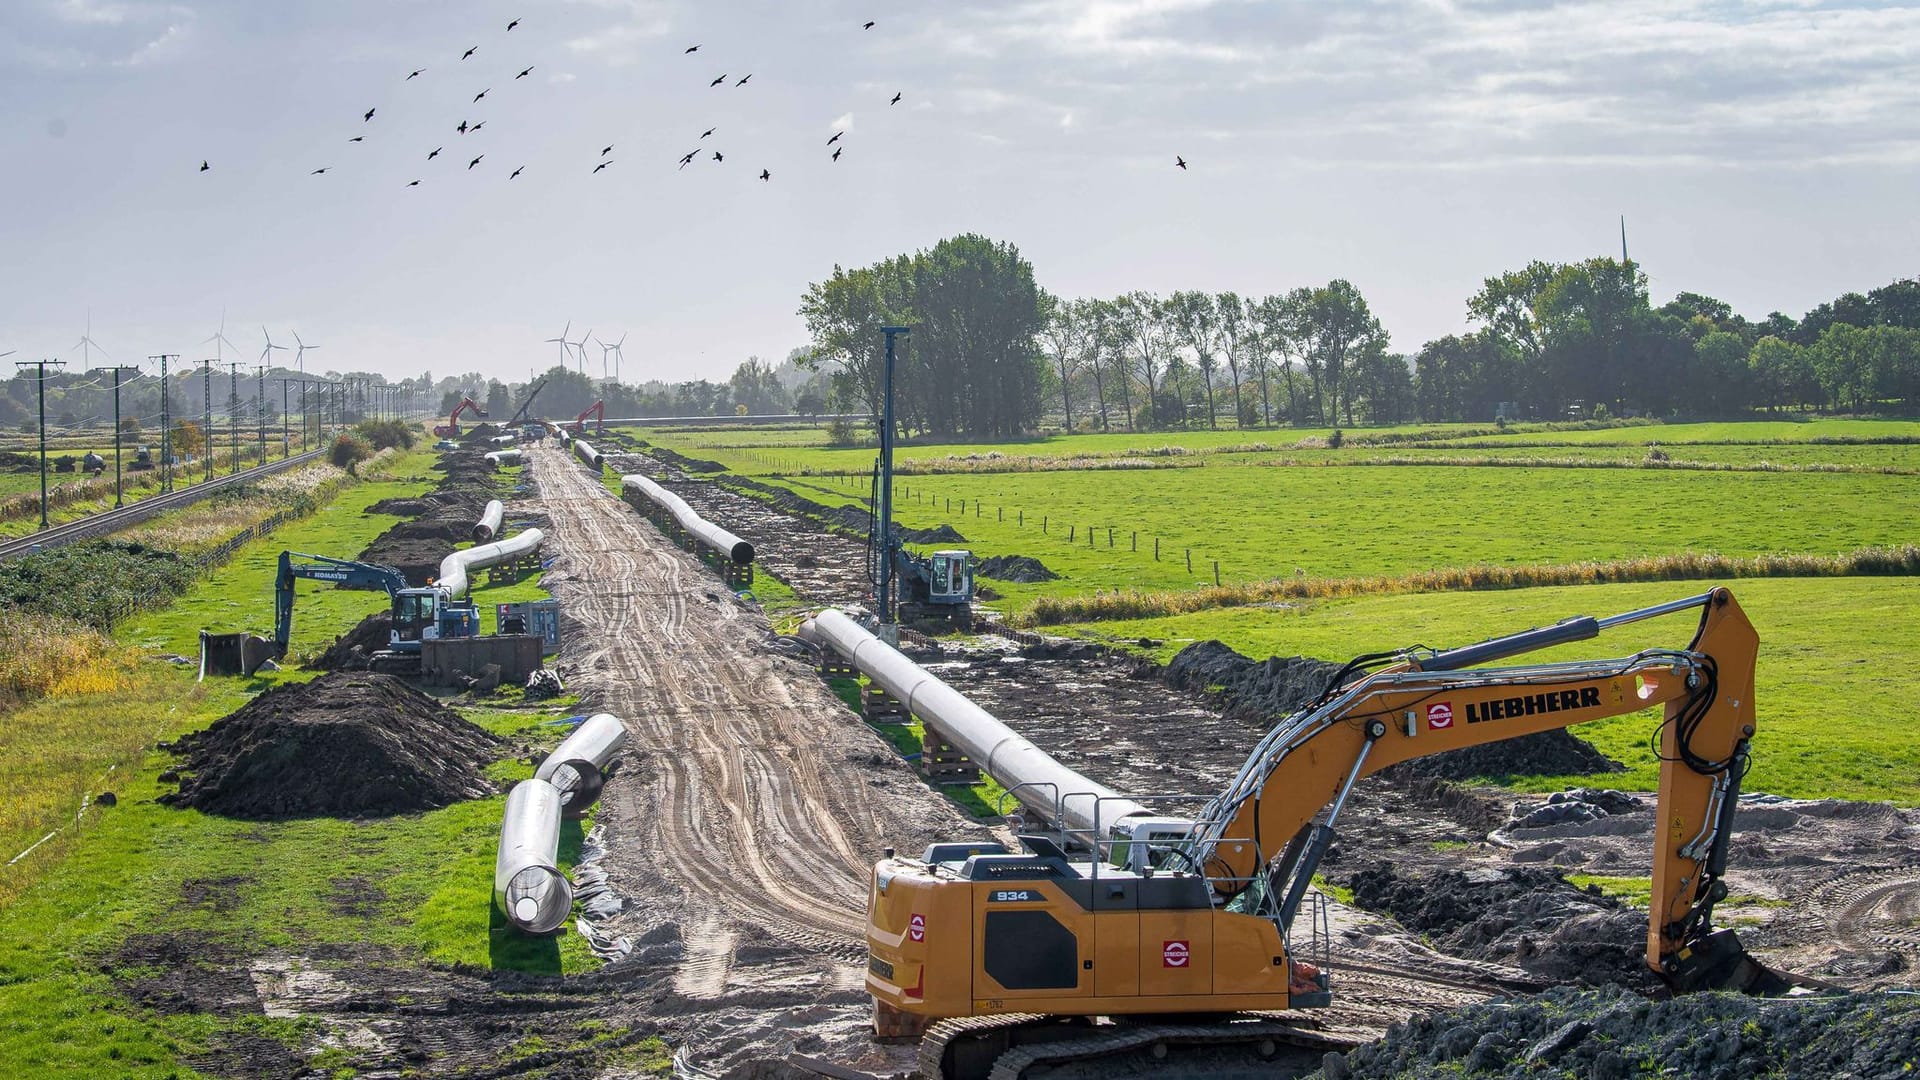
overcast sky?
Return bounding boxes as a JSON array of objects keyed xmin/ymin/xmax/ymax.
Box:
[{"xmin": 2, "ymin": 0, "xmax": 1916, "ymax": 387}]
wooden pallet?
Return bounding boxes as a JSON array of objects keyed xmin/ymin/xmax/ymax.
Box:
[
  {"xmin": 863, "ymin": 684, "xmax": 908, "ymax": 725},
  {"xmin": 921, "ymin": 722, "xmax": 980, "ymax": 785}
]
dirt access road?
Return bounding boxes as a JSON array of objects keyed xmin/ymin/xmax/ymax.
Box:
[{"xmin": 530, "ymin": 444, "xmax": 981, "ymax": 1076}]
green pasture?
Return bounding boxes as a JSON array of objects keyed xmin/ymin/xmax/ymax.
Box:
[
  {"xmin": 737, "ymin": 464, "xmax": 1919, "ymax": 612},
  {"xmin": 1072, "ymin": 576, "xmax": 1920, "ymax": 805}
]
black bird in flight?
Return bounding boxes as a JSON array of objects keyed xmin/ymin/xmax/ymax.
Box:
[
  {"xmin": 684, "ymin": 44, "xmax": 700, "ymax": 53},
  {"xmin": 602, "ymin": 145, "xmax": 614, "ymax": 156},
  {"xmin": 407, "ymin": 68, "xmax": 424, "ymax": 80},
  {"xmin": 759, "ymin": 168, "xmax": 771, "ymax": 181},
  {"xmin": 429, "ymin": 146, "xmax": 443, "ymax": 159},
  {"xmin": 678, "ymin": 150, "xmax": 698, "ymax": 168},
  {"xmin": 507, "ymin": 18, "xmax": 519, "ymax": 31},
  {"xmin": 736, "ymin": 74, "xmax": 752, "ymax": 86},
  {"xmin": 710, "ymin": 74, "xmax": 727, "ymax": 87},
  {"xmin": 511, "ymin": 166, "xmax": 525, "ymax": 179},
  {"xmin": 407, "ymin": 179, "xmax": 421, "ymax": 186},
  {"xmin": 827, "ymin": 131, "xmax": 844, "ymax": 145},
  {"xmin": 469, "ymin": 155, "xmax": 483, "ymax": 169},
  {"xmin": 701, "ymin": 127, "xmax": 716, "ymax": 139},
  {"xmin": 517, "ymin": 66, "xmax": 533, "ymax": 79},
  {"xmin": 713, "ymin": 151, "xmax": 723, "ymax": 162},
  {"xmin": 593, "ymin": 160, "xmax": 612, "ymax": 174},
  {"xmin": 863, "ymin": 21, "xmax": 876, "ymax": 29},
  {"xmin": 833, "ymin": 147, "xmax": 842, "ymax": 161},
  {"xmin": 890, "ymin": 91, "xmax": 902, "ymax": 105},
  {"xmin": 457, "ymin": 120, "xmax": 469, "ymax": 134},
  {"xmin": 349, "ymin": 135, "xmax": 365, "ymax": 142},
  {"xmin": 462, "ymin": 45, "xmax": 477, "ymax": 60},
  {"xmin": 474, "ymin": 88, "xmax": 489, "ymax": 103},
  {"xmin": 1175, "ymin": 156, "xmax": 1187, "ymax": 170},
  {"xmin": 471, "ymin": 121, "xmax": 486, "ymax": 132},
  {"xmin": 311, "ymin": 167, "xmax": 328, "ymax": 175},
  {"xmin": 199, "ymin": 160, "xmax": 210, "ymax": 171},
  {"xmin": 364, "ymin": 107, "xmax": 376, "ymax": 121}
]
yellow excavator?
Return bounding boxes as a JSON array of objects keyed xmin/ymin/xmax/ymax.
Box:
[{"xmin": 867, "ymin": 587, "xmax": 1804, "ymax": 1078}]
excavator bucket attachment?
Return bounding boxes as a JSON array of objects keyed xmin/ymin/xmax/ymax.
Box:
[
  {"xmin": 198, "ymin": 630, "xmax": 278, "ymax": 679},
  {"xmin": 1665, "ymin": 928, "xmax": 1808, "ymax": 996}
]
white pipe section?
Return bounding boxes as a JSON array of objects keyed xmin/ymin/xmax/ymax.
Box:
[
  {"xmin": 472, "ymin": 499, "xmax": 505, "ymax": 542},
  {"xmin": 494, "ymin": 778, "xmax": 574, "ymax": 933},
  {"xmin": 801, "ymin": 608, "xmax": 1151, "ymax": 843},
  {"xmin": 535, "ymin": 713, "xmax": 629, "ymax": 816},
  {"xmin": 573, "ymin": 438, "xmax": 603, "ymax": 472},
  {"xmin": 438, "ymin": 527, "xmax": 544, "ymax": 600},
  {"xmin": 484, "ymin": 449, "xmax": 522, "ymax": 466},
  {"xmin": 620, "ymin": 474, "xmax": 755, "ymax": 565},
  {"xmin": 490, "ymin": 433, "xmax": 518, "ymax": 446}
]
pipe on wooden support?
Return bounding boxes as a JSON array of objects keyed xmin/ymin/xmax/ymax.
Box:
[
  {"xmin": 800, "ymin": 608, "xmax": 1151, "ymax": 843},
  {"xmin": 620, "ymin": 473, "xmax": 755, "ymax": 565},
  {"xmin": 472, "ymin": 499, "xmax": 505, "ymax": 542},
  {"xmin": 534, "ymin": 713, "xmax": 629, "ymax": 817},
  {"xmin": 484, "ymin": 449, "xmax": 522, "ymax": 466},
  {"xmin": 438, "ymin": 526, "xmax": 543, "ymax": 600},
  {"xmin": 494, "ymin": 778, "xmax": 574, "ymax": 933}
]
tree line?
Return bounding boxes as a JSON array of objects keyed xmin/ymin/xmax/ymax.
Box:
[{"xmin": 795, "ymin": 231, "xmax": 1920, "ymax": 435}]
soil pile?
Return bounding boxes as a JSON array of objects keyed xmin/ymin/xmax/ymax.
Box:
[
  {"xmin": 1383, "ymin": 730, "xmax": 1624, "ymax": 782},
  {"xmin": 358, "ymin": 450, "xmax": 499, "ymax": 584},
  {"xmin": 1162, "ymin": 640, "xmax": 1343, "ymax": 723},
  {"xmin": 160, "ymin": 672, "xmax": 501, "ymax": 819},
  {"xmin": 1326, "ymin": 983, "xmax": 1920, "ymax": 1080},
  {"xmin": 898, "ymin": 523, "xmax": 967, "ymax": 544},
  {"xmin": 1343, "ymin": 864, "xmax": 1661, "ymax": 991},
  {"xmin": 307, "ymin": 611, "xmax": 392, "ymax": 671},
  {"xmin": 976, "ymin": 554, "xmax": 1058, "ymax": 582},
  {"xmin": 458, "ymin": 423, "xmax": 501, "ymax": 444}
]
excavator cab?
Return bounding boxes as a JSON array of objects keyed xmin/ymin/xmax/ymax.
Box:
[
  {"xmin": 390, "ymin": 590, "xmax": 439, "ymax": 647},
  {"xmin": 927, "ymin": 551, "xmax": 972, "ymax": 604}
]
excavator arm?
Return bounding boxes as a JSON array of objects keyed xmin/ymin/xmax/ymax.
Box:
[
  {"xmin": 1188, "ymin": 586, "xmax": 1779, "ymax": 992},
  {"xmin": 273, "ymin": 550, "xmax": 410, "ymax": 658}
]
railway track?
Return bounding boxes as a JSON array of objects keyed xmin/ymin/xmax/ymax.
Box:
[{"xmin": 0, "ymin": 449, "xmax": 325, "ymax": 561}]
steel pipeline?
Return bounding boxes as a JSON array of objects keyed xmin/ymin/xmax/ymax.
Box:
[
  {"xmin": 535, "ymin": 712, "xmax": 628, "ymax": 817},
  {"xmin": 438, "ymin": 526, "xmax": 543, "ymax": 600},
  {"xmin": 573, "ymin": 438, "xmax": 603, "ymax": 472},
  {"xmin": 620, "ymin": 474, "xmax": 755, "ymax": 565},
  {"xmin": 494, "ymin": 778, "xmax": 574, "ymax": 933},
  {"xmin": 472, "ymin": 499, "xmax": 505, "ymax": 542},
  {"xmin": 799, "ymin": 608, "xmax": 1151, "ymax": 843},
  {"xmin": 484, "ymin": 449, "xmax": 522, "ymax": 466}
]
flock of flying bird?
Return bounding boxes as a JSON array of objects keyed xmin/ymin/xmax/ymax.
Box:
[{"xmin": 193, "ymin": 15, "xmax": 950, "ymax": 187}]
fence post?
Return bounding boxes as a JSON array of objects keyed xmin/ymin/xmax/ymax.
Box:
[
  {"xmin": 1186, "ymin": 549, "xmax": 1192, "ymax": 573},
  {"xmin": 1108, "ymin": 527, "xmax": 1114, "ymax": 547},
  {"xmin": 1087, "ymin": 527, "xmax": 1093, "ymax": 548},
  {"xmin": 998, "ymin": 507, "xmax": 1003, "ymax": 522},
  {"xmin": 1043, "ymin": 515, "xmax": 1048, "ymax": 533},
  {"xmin": 1068, "ymin": 525, "xmax": 1075, "ymax": 542},
  {"xmin": 1019, "ymin": 510, "xmax": 1024, "ymax": 526},
  {"xmin": 1155, "ymin": 537, "xmax": 1160, "ymax": 560},
  {"xmin": 1214, "ymin": 560, "xmax": 1221, "ymax": 586},
  {"xmin": 1132, "ymin": 531, "xmax": 1137, "ymax": 552}
]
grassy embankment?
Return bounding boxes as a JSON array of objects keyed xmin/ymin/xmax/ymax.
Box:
[
  {"xmin": 0, "ymin": 445, "xmax": 659, "ymax": 1078},
  {"xmin": 636, "ymin": 420, "xmax": 1920, "ymax": 805}
]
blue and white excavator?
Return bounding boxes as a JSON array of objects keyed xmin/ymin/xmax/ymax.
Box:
[{"xmin": 269, "ymin": 550, "xmax": 481, "ymax": 674}]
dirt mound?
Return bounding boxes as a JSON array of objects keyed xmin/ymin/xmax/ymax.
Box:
[
  {"xmin": 1344, "ymin": 864, "xmax": 1661, "ymax": 991},
  {"xmin": 1384, "ymin": 729, "xmax": 1624, "ymax": 782},
  {"xmin": 1162, "ymin": 640, "xmax": 1343, "ymax": 723},
  {"xmin": 976, "ymin": 555, "xmax": 1058, "ymax": 582},
  {"xmin": 307, "ymin": 611, "xmax": 392, "ymax": 671},
  {"xmin": 458, "ymin": 423, "xmax": 500, "ymax": 444},
  {"xmin": 899, "ymin": 523, "xmax": 967, "ymax": 544},
  {"xmin": 160, "ymin": 672, "xmax": 502, "ymax": 819},
  {"xmin": 1329, "ymin": 983, "xmax": 1920, "ymax": 1080},
  {"xmin": 359, "ymin": 450, "xmax": 500, "ymax": 584}
]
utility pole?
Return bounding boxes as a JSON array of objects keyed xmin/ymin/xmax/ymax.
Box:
[
  {"xmin": 151, "ymin": 354, "xmax": 177, "ymax": 493},
  {"xmin": 227, "ymin": 361, "xmax": 242, "ymax": 473},
  {"xmin": 280, "ymin": 378, "xmax": 290, "ymax": 457},
  {"xmin": 202, "ymin": 362, "xmax": 214, "ymax": 482},
  {"xmin": 874, "ymin": 326, "xmax": 911, "ymax": 631},
  {"xmin": 102, "ymin": 363, "xmax": 140, "ymax": 507},
  {"xmin": 255, "ymin": 364, "xmax": 266, "ymax": 461},
  {"xmin": 15, "ymin": 359, "xmax": 64, "ymax": 529}
]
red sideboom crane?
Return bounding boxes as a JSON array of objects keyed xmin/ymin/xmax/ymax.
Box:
[{"xmin": 566, "ymin": 400, "xmax": 605, "ymax": 436}]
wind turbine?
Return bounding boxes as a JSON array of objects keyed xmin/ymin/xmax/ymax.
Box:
[
  {"xmin": 260, "ymin": 326, "xmax": 288, "ymax": 368},
  {"xmin": 594, "ymin": 334, "xmax": 616, "ymax": 380},
  {"xmin": 202, "ymin": 309, "xmax": 242, "ymax": 364},
  {"xmin": 545, "ymin": 321, "xmax": 574, "ymax": 367},
  {"xmin": 74, "ymin": 309, "xmax": 110, "ymax": 367},
  {"xmin": 569, "ymin": 327, "xmax": 593, "ymax": 375},
  {"xmin": 291, "ymin": 330, "xmax": 320, "ymax": 373},
  {"xmin": 607, "ymin": 332, "xmax": 627, "ymax": 383}
]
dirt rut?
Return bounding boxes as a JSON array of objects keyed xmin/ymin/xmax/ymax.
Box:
[{"xmin": 531, "ymin": 443, "xmax": 982, "ymax": 1076}]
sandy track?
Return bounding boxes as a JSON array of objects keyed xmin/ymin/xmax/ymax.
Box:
[{"xmin": 530, "ymin": 446, "xmax": 980, "ymax": 1073}]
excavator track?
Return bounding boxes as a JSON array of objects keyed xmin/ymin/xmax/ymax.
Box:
[{"xmin": 919, "ymin": 1014, "xmax": 1358, "ymax": 1080}]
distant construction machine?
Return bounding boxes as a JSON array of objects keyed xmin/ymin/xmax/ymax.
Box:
[
  {"xmin": 565, "ymin": 399, "xmax": 605, "ymax": 436},
  {"xmin": 269, "ymin": 550, "xmax": 482, "ymax": 674},
  {"xmin": 866, "ymin": 324, "xmax": 974, "ymax": 629},
  {"xmin": 434, "ymin": 395, "xmax": 488, "ymax": 438},
  {"xmin": 865, "ymin": 588, "xmax": 1812, "ymax": 1078}
]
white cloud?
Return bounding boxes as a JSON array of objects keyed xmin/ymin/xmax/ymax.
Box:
[
  {"xmin": 548, "ymin": 72, "xmax": 577, "ymax": 85},
  {"xmin": 831, "ymin": 111, "xmax": 853, "ymax": 134}
]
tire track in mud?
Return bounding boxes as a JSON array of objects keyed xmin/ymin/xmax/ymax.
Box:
[{"xmin": 529, "ymin": 447, "xmax": 976, "ymax": 1072}]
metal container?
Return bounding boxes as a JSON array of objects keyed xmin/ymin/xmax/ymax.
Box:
[
  {"xmin": 535, "ymin": 712, "xmax": 628, "ymax": 816},
  {"xmin": 493, "ymin": 778, "xmax": 574, "ymax": 933}
]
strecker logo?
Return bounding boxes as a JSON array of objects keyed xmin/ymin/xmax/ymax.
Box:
[
  {"xmin": 1426, "ymin": 702, "xmax": 1454, "ymax": 730},
  {"xmin": 1468, "ymin": 687, "xmax": 1602, "ymax": 724}
]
